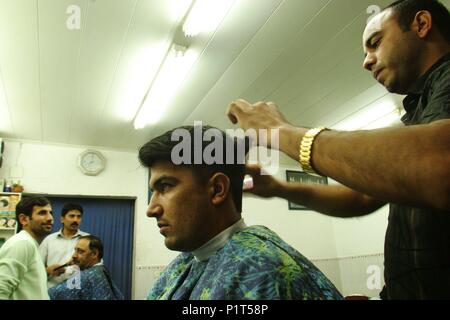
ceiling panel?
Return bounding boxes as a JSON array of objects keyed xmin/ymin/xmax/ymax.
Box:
[
  {"xmin": 0, "ymin": 56, "xmax": 13, "ymax": 136},
  {"xmin": 245, "ymin": 0, "xmax": 366, "ymax": 107},
  {"xmin": 0, "ymin": 0, "xmax": 448, "ymax": 153},
  {"xmin": 252, "ymin": 0, "xmax": 390, "ymax": 113},
  {"xmin": 0, "ymin": 0, "xmax": 41, "ymax": 140},
  {"xmin": 66, "ymin": 0, "xmax": 138, "ymax": 145},
  {"xmin": 287, "ymin": 47, "xmax": 373, "ymax": 122},
  {"xmin": 120, "ymin": 0, "xmax": 287, "ymax": 149},
  {"xmin": 183, "ymin": 0, "xmax": 330, "ymax": 126},
  {"xmin": 92, "ymin": 0, "xmax": 192, "ymax": 148},
  {"xmin": 320, "ymin": 85, "xmax": 391, "ymax": 128},
  {"xmin": 39, "ymin": 0, "xmax": 87, "ymax": 143}
]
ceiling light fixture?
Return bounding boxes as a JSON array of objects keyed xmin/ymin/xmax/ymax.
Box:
[
  {"xmin": 133, "ymin": 44, "xmax": 199, "ymax": 129},
  {"xmin": 133, "ymin": 0, "xmax": 236, "ymax": 130},
  {"xmin": 362, "ymin": 108, "xmax": 404, "ymax": 130},
  {"xmin": 183, "ymin": 0, "xmax": 236, "ymax": 37},
  {"xmin": 332, "ymin": 101, "xmax": 403, "ymax": 131}
]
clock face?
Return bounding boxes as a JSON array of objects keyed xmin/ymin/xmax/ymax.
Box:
[{"xmin": 78, "ymin": 150, "xmax": 106, "ymax": 176}]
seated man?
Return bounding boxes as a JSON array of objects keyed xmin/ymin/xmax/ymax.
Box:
[
  {"xmin": 49, "ymin": 235, "xmax": 123, "ymax": 300},
  {"xmin": 139, "ymin": 124, "xmax": 342, "ymax": 300}
]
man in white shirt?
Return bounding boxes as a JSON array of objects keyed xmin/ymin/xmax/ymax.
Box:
[
  {"xmin": 40, "ymin": 203, "xmax": 88, "ymax": 288},
  {"xmin": 0, "ymin": 196, "xmax": 53, "ymax": 300}
]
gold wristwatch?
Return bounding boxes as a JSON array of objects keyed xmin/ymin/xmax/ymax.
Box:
[{"xmin": 299, "ymin": 127, "xmax": 328, "ymax": 176}]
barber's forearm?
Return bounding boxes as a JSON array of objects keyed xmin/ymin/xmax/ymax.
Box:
[
  {"xmin": 280, "ymin": 121, "xmax": 450, "ymax": 210},
  {"xmin": 278, "ymin": 125, "xmax": 307, "ymax": 157},
  {"xmin": 274, "ymin": 181, "xmax": 384, "ymax": 217}
]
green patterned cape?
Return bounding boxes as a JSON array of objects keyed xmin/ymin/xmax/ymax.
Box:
[{"xmin": 148, "ymin": 226, "xmax": 342, "ymax": 300}]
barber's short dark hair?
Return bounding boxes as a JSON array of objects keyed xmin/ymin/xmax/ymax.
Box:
[
  {"xmin": 79, "ymin": 235, "xmax": 103, "ymax": 260},
  {"xmin": 384, "ymin": 0, "xmax": 450, "ymax": 42},
  {"xmin": 15, "ymin": 197, "xmax": 51, "ymax": 226},
  {"xmin": 61, "ymin": 203, "xmax": 84, "ymax": 217},
  {"xmin": 139, "ymin": 125, "xmax": 250, "ymax": 213}
]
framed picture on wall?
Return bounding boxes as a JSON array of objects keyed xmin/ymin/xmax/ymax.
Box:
[{"xmin": 285, "ymin": 170, "xmax": 328, "ymax": 210}]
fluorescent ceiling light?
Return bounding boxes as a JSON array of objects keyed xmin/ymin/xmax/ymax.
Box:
[
  {"xmin": 133, "ymin": 45, "xmax": 199, "ymax": 129},
  {"xmin": 183, "ymin": 0, "xmax": 236, "ymax": 37},
  {"xmin": 133, "ymin": 0, "xmax": 235, "ymax": 129},
  {"xmin": 333, "ymin": 101, "xmax": 402, "ymax": 131},
  {"xmin": 117, "ymin": 0, "xmax": 194, "ymax": 122},
  {"xmin": 363, "ymin": 109, "xmax": 404, "ymax": 130},
  {"xmin": 115, "ymin": 45, "xmax": 168, "ymax": 121},
  {"xmin": 168, "ymin": 0, "xmax": 194, "ymax": 22}
]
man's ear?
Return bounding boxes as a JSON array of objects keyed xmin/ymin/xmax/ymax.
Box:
[
  {"xmin": 412, "ymin": 10, "xmax": 432, "ymax": 38},
  {"xmin": 209, "ymin": 173, "xmax": 230, "ymax": 206},
  {"xmin": 18, "ymin": 213, "xmax": 29, "ymax": 227},
  {"xmin": 91, "ymin": 249, "xmax": 100, "ymax": 260}
]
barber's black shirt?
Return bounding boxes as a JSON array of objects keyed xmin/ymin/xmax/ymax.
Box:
[{"xmin": 383, "ymin": 53, "xmax": 450, "ymax": 299}]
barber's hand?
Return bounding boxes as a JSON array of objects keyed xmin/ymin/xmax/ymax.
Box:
[
  {"xmin": 243, "ymin": 164, "xmax": 281, "ymax": 198},
  {"xmin": 46, "ymin": 264, "xmax": 66, "ymax": 277},
  {"xmin": 226, "ymin": 99, "xmax": 291, "ymax": 148}
]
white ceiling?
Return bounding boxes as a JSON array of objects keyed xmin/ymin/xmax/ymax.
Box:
[{"xmin": 1, "ymin": 0, "xmax": 448, "ymax": 156}]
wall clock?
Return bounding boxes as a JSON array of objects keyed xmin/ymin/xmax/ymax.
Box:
[{"xmin": 78, "ymin": 150, "xmax": 106, "ymax": 176}]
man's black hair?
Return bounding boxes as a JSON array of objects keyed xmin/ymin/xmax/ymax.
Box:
[
  {"xmin": 61, "ymin": 203, "xmax": 84, "ymax": 217},
  {"xmin": 79, "ymin": 235, "xmax": 103, "ymax": 260},
  {"xmin": 139, "ymin": 125, "xmax": 250, "ymax": 213},
  {"xmin": 15, "ymin": 196, "xmax": 51, "ymax": 227},
  {"xmin": 384, "ymin": 0, "xmax": 450, "ymax": 42}
]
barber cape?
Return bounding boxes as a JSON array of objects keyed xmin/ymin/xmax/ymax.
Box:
[
  {"xmin": 148, "ymin": 226, "xmax": 342, "ymax": 300},
  {"xmin": 49, "ymin": 265, "xmax": 124, "ymax": 300}
]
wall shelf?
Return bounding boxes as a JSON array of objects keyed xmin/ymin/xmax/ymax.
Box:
[{"xmin": 0, "ymin": 192, "xmax": 21, "ymax": 239}]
